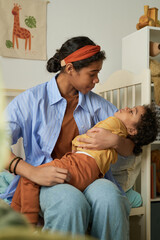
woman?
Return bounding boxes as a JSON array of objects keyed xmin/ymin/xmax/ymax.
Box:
[{"xmin": 1, "ymin": 36, "xmax": 132, "ymax": 240}]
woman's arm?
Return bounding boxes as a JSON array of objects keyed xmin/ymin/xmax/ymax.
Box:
[
  {"xmin": 6, "ymin": 152, "xmax": 70, "ymax": 186},
  {"xmin": 76, "ymin": 128, "xmax": 134, "ymax": 157}
]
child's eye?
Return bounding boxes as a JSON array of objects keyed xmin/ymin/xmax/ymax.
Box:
[{"xmin": 90, "ymin": 74, "xmax": 95, "ymax": 77}]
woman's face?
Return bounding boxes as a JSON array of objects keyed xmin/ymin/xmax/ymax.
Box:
[{"xmin": 69, "ymin": 60, "xmax": 103, "ymax": 94}]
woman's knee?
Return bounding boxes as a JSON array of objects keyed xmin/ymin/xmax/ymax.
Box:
[
  {"xmin": 84, "ymin": 179, "xmax": 129, "ymax": 209},
  {"xmin": 40, "ymin": 183, "xmax": 91, "ymax": 214},
  {"xmin": 84, "ymin": 179, "xmax": 119, "ymax": 199}
]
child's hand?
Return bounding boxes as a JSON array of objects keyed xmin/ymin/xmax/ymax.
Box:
[{"xmin": 77, "ymin": 127, "xmax": 134, "ymax": 156}]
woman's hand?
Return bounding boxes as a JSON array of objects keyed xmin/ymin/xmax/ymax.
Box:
[
  {"xmin": 76, "ymin": 127, "xmax": 134, "ymax": 156},
  {"xmin": 7, "ymin": 152, "xmax": 71, "ymax": 186},
  {"xmin": 30, "ymin": 166, "xmax": 71, "ymax": 186},
  {"xmin": 77, "ymin": 128, "xmax": 117, "ymax": 150}
]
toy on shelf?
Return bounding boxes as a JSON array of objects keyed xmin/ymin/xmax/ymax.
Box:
[
  {"xmin": 150, "ymin": 59, "xmax": 160, "ymax": 106},
  {"xmin": 150, "ymin": 41, "xmax": 160, "ymax": 57},
  {"xmin": 136, "ymin": 5, "xmax": 160, "ymax": 30}
]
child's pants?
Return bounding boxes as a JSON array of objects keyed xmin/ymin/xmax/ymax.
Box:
[{"xmin": 11, "ymin": 152, "xmax": 100, "ymax": 224}]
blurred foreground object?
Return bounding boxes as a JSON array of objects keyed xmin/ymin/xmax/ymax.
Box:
[
  {"xmin": 0, "ymin": 226, "xmax": 96, "ymax": 240},
  {"xmin": 0, "ymin": 69, "xmax": 9, "ymax": 171},
  {"xmin": 0, "ymin": 200, "xmax": 95, "ymax": 239},
  {"xmin": 136, "ymin": 5, "xmax": 160, "ymax": 30},
  {"xmin": 0, "ymin": 199, "xmax": 30, "ymax": 229},
  {"xmin": 0, "ymin": 70, "xmax": 31, "ymax": 235}
]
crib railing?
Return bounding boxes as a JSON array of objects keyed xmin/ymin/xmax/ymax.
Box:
[{"xmin": 94, "ymin": 69, "xmax": 151, "ymax": 240}]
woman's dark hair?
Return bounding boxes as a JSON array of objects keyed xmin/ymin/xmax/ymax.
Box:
[
  {"xmin": 47, "ymin": 36, "xmax": 106, "ymax": 73},
  {"xmin": 127, "ymin": 104, "xmax": 158, "ymax": 156}
]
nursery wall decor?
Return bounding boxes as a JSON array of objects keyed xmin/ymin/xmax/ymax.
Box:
[{"xmin": 0, "ymin": 0, "xmax": 48, "ymax": 60}]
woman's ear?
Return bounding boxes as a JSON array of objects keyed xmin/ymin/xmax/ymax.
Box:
[
  {"xmin": 65, "ymin": 63, "xmax": 74, "ymax": 74},
  {"xmin": 127, "ymin": 127, "xmax": 137, "ymax": 136}
]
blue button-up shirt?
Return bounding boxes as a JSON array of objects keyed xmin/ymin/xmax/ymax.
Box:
[{"xmin": 0, "ymin": 75, "xmax": 124, "ymax": 203}]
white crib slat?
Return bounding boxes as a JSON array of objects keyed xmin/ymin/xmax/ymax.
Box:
[
  {"xmin": 124, "ymin": 87, "xmax": 128, "ymax": 107},
  {"xmin": 132, "ymin": 85, "xmax": 136, "ymax": 106},
  {"xmin": 110, "ymin": 90, "xmax": 113, "ymax": 104},
  {"xmin": 117, "ymin": 89, "xmax": 120, "ymax": 109},
  {"xmin": 104, "ymin": 91, "xmax": 107, "ymax": 100}
]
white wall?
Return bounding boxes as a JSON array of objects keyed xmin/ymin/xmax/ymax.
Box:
[{"xmin": 1, "ymin": 0, "xmax": 160, "ymax": 90}]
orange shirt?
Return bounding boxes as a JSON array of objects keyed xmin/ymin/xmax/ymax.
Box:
[{"xmin": 51, "ymin": 94, "xmax": 79, "ymax": 159}]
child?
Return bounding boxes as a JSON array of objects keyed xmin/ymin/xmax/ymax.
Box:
[{"xmin": 11, "ymin": 104, "xmax": 157, "ymax": 224}]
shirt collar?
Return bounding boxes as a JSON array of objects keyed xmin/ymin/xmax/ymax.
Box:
[
  {"xmin": 47, "ymin": 74, "xmax": 93, "ymax": 113},
  {"xmin": 78, "ymin": 91, "xmax": 89, "ymax": 112},
  {"xmin": 47, "ymin": 74, "xmax": 63, "ymax": 105}
]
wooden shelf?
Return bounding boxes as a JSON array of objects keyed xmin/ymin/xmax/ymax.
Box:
[
  {"xmin": 130, "ymin": 206, "xmax": 145, "ymax": 216},
  {"xmin": 151, "ymin": 197, "xmax": 160, "ymax": 202},
  {"xmin": 152, "ymin": 141, "xmax": 160, "ymax": 145}
]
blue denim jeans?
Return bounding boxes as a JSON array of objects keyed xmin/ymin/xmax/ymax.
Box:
[{"xmin": 40, "ymin": 179, "xmax": 131, "ymax": 240}]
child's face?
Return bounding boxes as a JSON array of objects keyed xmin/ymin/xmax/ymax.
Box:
[{"xmin": 114, "ymin": 106, "xmax": 145, "ymax": 135}]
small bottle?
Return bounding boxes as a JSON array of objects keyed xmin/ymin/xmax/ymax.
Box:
[{"xmin": 150, "ymin": 41, "xmax": 160, "ymax": 57}]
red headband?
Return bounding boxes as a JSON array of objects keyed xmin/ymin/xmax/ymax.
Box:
[{"xmin": 60, "ymin": 45, "xmax": 101, "ymax": 67}]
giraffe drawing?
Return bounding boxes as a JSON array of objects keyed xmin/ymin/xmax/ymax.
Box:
[{"xmin": 12, "ymin": 3, "xmax": 31, "ymax": 51}]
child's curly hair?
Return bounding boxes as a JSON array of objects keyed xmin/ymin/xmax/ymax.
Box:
[{"xmin": 127, "ymin": 104, "xmax": 158, "ymax": 156}]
